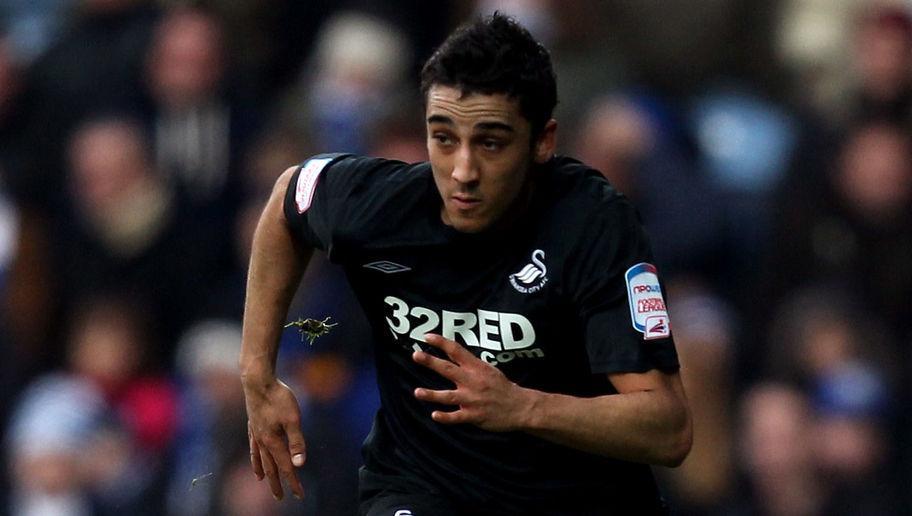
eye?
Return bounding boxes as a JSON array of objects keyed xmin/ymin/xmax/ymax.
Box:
[
  {"xmin": 432, "ymin": 133, "xmax": 455, "ymax": 146},
  {"xmin": 481, "ymin": 139, "xmax": 504, "ymax": 151}
]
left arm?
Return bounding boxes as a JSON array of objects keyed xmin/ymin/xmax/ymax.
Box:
[
  {"xmin": 413, "ymin": 334, "xmax": 692, "ymax": 467},
  {"xmin": 522, "ymin": 369, "xmax": 691, "ymax": 467}
]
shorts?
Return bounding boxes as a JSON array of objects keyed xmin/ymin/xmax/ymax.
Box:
[
  {"xmin": 358, "ymin": 465, "xmax": 461, "ymax": 516},
  {"xmin": 358, "ymin": 463, "xmax": 671, "ymax": 516},
  {"xmin": 360, "ymin": 490, "xmax": 462, "ymax": 516}
]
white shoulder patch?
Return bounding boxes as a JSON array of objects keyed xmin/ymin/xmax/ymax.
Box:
[
  {"xmin": 625, "ymin": 262, "xmax": 671, "ymax": 340},
  {"xmin": 294, "ymin": 157, "xmax": 332, "ymax": 213}
]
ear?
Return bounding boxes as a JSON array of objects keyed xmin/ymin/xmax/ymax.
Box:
[{"xmin": 533, "ymin": 119, "xmax": 557, "ymax": 164}]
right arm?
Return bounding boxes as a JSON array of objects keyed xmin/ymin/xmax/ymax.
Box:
[{"xmin": 239, "ymin": 166, "xmax": 311, "ymax": 501}]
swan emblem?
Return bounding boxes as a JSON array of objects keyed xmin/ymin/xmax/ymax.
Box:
[{"xmin": 509, "ymin": 249, "xmax": 548, "ymax": 293}]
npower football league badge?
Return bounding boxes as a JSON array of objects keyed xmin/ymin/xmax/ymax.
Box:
[{"xmin": 625, "ymin": 263, "xmax": 671, "ymax": 340}]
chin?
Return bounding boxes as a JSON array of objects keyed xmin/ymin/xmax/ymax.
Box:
[
  {"xmin": 447, "ymin": 213, "xmax": 491, "ymax": 233},
  {"xmin": 450, "ymin": 220, "xmax": 487, "ymax": 233}
]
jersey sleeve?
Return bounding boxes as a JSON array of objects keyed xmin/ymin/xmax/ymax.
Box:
[
  {"xmin": 570, "ymin": 197, "xmax": 679, "ymax": 375},
  {"xmin": 283, "ymin": 152, "xmax": 411, "ymax": 252},
  {"xmin": 282, "ymin": 153, "xmax": 348, "ymax": 250}
]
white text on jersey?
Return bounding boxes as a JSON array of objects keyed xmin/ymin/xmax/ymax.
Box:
[{"xmin": 383, "ymin": 295, "xmax": 545, "ymax": 366}]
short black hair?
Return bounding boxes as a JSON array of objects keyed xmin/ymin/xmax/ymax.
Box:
[{"xmin": 420, "ymin": 13, "xmax": 558, "ymax": 139}]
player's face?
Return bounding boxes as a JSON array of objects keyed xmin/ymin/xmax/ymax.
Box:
[{"xmin": 426, "ymin": 85, "xmax": 555, "ymax": 233}]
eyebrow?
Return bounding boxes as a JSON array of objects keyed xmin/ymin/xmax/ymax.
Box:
[
  {"xmin": 475, "ymin": 121, "xmax": 514, "ymax": 133},
  {"xmin": 426, "ymin": 115, "xmax": 514, "ymax": 133},
  {"xmin": 427, "ymin": 114, "xmax": 454, "ymax": 125}
]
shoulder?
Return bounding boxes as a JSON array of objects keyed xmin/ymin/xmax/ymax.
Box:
[
  {"xmin": 288, "ymin": 153, "xmax": 435, "ymax": 240},
  {"xmin": 290, "ymin": 153, "xmax": 430, "ymax": 205},
  {"xmin": 544, "ymin": 155, "xmax": 636, "ymax": 227},
  {"xmin": 304, "ymin": 153, "xmax": 429, "ymax": 187}
]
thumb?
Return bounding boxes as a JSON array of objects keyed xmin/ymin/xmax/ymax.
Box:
[{"xmin": 285, "ymin": 421, "xmax": 307, "ymax": 467}]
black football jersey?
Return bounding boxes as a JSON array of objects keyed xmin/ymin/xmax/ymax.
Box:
[{"xmin": 283, "ymin": 154, "xmax": 679, "ymax": 515}]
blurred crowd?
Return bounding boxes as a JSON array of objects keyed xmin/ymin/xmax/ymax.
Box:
[{"xmin": 0, "ymin": 0, "xmax": 910, "ymax": 515}]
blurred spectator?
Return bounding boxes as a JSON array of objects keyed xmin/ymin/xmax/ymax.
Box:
[
  {"xmin": 761, "ymin": 119, "xmax": 912, "ymax": 343},
  {"xmin": 688, "ymin": 86, "xmax": 797, "ymax": 291},
  {"xmin": 7, "ymin": 374, "xmax": 106, "ymax": 516},
  {"xmin": 574, "ymin": 95, "xmax": 655, "ymax": 199},
  {"xmin": 53, "ymin": 115, "xmax": 230, "ymax": 366},
  {"xmin": 764, "ymin": 286, "xmax": 897, "ymax": 385},
  {"xmin": 658, "ymin": 281, "xmax": 736, "ymax": 514},
  {"xmin": 770, "ymin": 4, "xmax": 912, "ymax": 283},
  {"xmin": 7, "ymin": 365, "xmax": 162, "ymax": 515},
  {"xmin": 16, "ymin": 0, "xmax": 159, "ymax": 209},
  {"xmin": 775, "ymin": 0, "xmax": 861, "ymax": 121},
  {"xmin": 241, "ymin": 125, "xmax": 311, "ymax": 202},
  {"xmin": 80, "ymin": 419, "xmax": 158, "ymax": 516},
  {"xmin": 573, "ymin": 94, "xmax": 732, "ymax": 288},
  {"xmin": 850, "ymin": 3, "xmax": 912, "ymax": 126},
  {"xmin": 143, "ymin": 6, "xmax": 261, "ymax": 212},
  {"xmin": 283, "ymin": 11, "xmax": 411, "ymax": 154},
  {"xmin": 167, "ymin": 320, "xmax": 249, "ymax": 516},
  {"xmin": 778, "ymin": 1, "xmax": 912, "ymax": 128},
  {"xmin": 367, "ymin": 101, "xmax": 427, "ymax": 164},
  {"xmin": 0, "ymin": 0, "xmax": 75, "ymax": 65},
  {"xmin": 217, "ymin": 454, "xmax": 293, "ymax": 516},
  {"xmin": 66, "ymin": 293, "xmax": 178, "ymax": 454},
  {"xmin": 747, "ymin": 285, "xmax": 902, "ymax": 514},
  {"xmin": 62, "ymin": 291, "xmax": 176, "ymax": 515},
  {"xmin": 810, "ymin": 362, "xmax": 897, "ymax": 514},
  {"xmin": 735, "ymin": 383, "xmax": 824, "ymax": 516},
  {"xmin": 690, "ymin": 87, "xmax": 796, "ymax": 195}
]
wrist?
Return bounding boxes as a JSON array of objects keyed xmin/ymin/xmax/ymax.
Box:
[
  {"xmin": 513, "ymin": 385, "xmax": 548, "ymax": 432},
  {"xmin": 240, "ymin": 359, "xmax": 277, "ymax": 390}
]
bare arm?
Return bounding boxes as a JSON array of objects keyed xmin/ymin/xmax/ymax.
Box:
[
  {"xmin": 413, "ymin": 334, "xmax": 692, "ymax": 467},
  {"xmin": 240, "ymin": 166, "xmax": 310, "ymax": 381},
  {"xmin": 240, "ymin": 166, "xmax": 312, "ymax": 500},
  {"xmin": 522, "ymin": 369, "xmax": 692, "ymax": 466}
]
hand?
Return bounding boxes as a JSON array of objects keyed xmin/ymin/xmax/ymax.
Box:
[
  {"xmin": 243, "ymin": 377, "xmax": 306, "ymax": 501},
  {"xmin": 412, "ymin": 333, "xmax": 534, "ymax": 432}
]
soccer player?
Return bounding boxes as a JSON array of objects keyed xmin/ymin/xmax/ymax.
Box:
[{"xmin": 240, "ymin": 13, "xmax": 692, "ymax": 516}]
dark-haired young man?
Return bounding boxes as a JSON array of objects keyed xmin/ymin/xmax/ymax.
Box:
[{"xmin": 241, "ymin": 14, "xmax": 691, "ymax": 516}]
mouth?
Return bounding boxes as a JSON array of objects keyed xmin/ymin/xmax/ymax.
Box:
[{"xmin": 450, "ymin": 194, "xmax": 481, "ymax": 210}]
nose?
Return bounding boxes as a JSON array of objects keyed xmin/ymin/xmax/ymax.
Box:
[{"xmin": 451, "ymin": 144, "xmax": 480, "ymax": 185}]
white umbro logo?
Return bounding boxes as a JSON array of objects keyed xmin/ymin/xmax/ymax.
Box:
[
  {"xmin": 509, "ymin": 249, "xmax": 548, "ymax": 294},
  {"xmin": 363, "ymin": 260, "xmax": 411, "ymax": 274}
]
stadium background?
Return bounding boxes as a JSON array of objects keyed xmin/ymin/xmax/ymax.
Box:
[{"xmin": 0, "ymin": 0, "xmax": 910, "ymax": 514}]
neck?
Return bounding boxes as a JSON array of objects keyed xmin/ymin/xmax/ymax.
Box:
[{"xmin": 487, "ymin": 162, "xmax": 541, "ymax": 233}]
